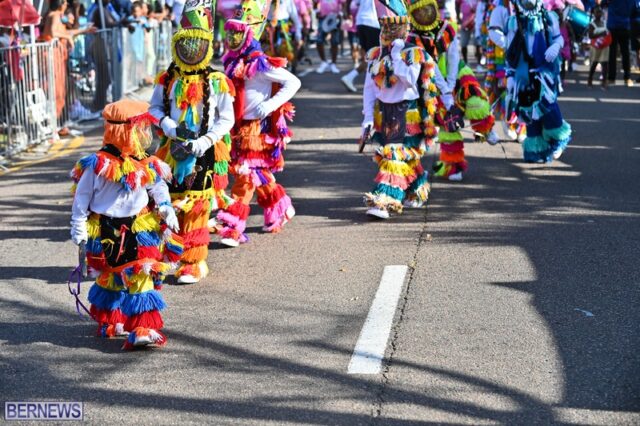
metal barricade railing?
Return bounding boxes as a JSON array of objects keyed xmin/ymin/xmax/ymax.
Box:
[
  {"xmin": 60, "ymin": 29, "xmax": 121, "ymax": 127},
  {"xmin": 0, "ymin": 41, "xmax": 57, "ymax": 161},
  {"xmin": 0, "ymin": 21, "xmax": 175, "ymax": 163}
]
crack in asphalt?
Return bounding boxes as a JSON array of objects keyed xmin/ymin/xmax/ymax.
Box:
[{"xmin": 371, "ymin": 188, "xmax": 432, "ymax": 422}]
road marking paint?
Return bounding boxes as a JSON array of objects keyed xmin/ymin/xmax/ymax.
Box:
[
  {"xmin": 0, "ymin": 136, "xmax": 85, "ymax": 176},
  {"xmin": 348, "ymin": 265, "xmax": 409, "ymax": 375}
]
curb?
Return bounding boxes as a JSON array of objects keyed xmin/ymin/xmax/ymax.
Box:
[{"xmin": 0, "ymin": 135, "xmax": 86, "ymax": 177}]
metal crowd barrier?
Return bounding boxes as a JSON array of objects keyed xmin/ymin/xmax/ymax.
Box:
[
  {"xmin": 0, "ymin": 40, "xmax": 57, "ymax": 163},
  {"xmin": 0, "ymin": 20, "xmax": 175, "ymax": 164}
]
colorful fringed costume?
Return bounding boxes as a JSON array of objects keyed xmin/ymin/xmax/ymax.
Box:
[
  {"xmin": 263, "ymin": 0, "xmax": 303, "ymax": 66},
  {"xmin": 407, "ymin": 0, "xmax": 497, "ymax": 181},
  {"xmin": 149, "ymin": 0, "xmax": 236, "ymax": 283},
  {"xmin": 484, "ymin": 0, "xmax": 527, "ymax": 141},
  {"xmin": 70, "ymin": 100, "xmax": 182, "ymax": 350},
  {"xmin": 361, "ymin": 13, "xmax": 438, "ymax": 218},
  {"xmin": 215, "ymin": 1, "xmax": 301, "ymax": 246},
  {"xmin": 504, "ymin": 0, "xmax": 571, "ymax": 162}
]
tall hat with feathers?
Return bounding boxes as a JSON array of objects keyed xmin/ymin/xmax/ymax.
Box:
[{"xmin": 172, "ymin": 0, "xmax": 216, "ymax": 71}]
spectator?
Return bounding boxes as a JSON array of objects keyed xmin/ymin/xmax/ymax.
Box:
[
  {"xmin": 587, "ymin": 5, "xmax": 610, "ymax": 88},
  {"xmin": 111, "ymin": 0, "xmax": 133, "ymax": 19},
  {"xmin": 165, "ymin": 0, "xmax": 186, "ymax": 27},
  {"xmin": 344, "ymin": 0, "xmax": 360, "ymax": 70},
  {"xmin": 40, "ymin": 0, "xmax": 96, "ymax": 129},
  {"xmin": 141, "ymin": 2, "xmax": 158, "ymax": 84},
  {"xmin": 605, "ymin": 0, "xmax": 635, "ymax": 86},
  {"xmin": 90, "ymin": 0, "xmax": 122, "ymax": 110},
  {"xmin": 631, "ymin": 0, "xmax": 640, "ymax": 80},
  {"xmin": 316, "ymin": 0, "xmax": 346, "ymax": 74},
  {"xmin": 340, "ymin": 0, "xmax": 380, "ymax": 93},
  {"xmin": 128, "ymin": 1, "xmax": 150, "ymax": 85},
  {"xmin": 457, "ymin": 0, "xmax": 480, "ymax": 65}
]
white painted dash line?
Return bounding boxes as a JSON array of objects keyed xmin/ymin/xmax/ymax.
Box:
[{"xmin": 348, "ymin": 265, "xmax": 409, "ymax": 375}]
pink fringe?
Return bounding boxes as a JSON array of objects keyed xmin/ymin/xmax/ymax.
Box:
[
  {"xmin": 217, "ymin": 211, "xmax": 247, "ymax": 233},
  {"xmin": 263, "ymin": 195, "xmax": 292, "ymax": 226},
  {"xmin": 374, "ymin": 171, "xmax": 415, "ymax": 190},
  {"xmin": 224, "ymin": 20, "xmax": 247, "ymax": 32},
  {"xmin": 406, "ymin": 123, "xmax": 422, "ymax": 135}
]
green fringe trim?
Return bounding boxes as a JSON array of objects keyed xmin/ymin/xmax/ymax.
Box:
[
  {"xmin": 543, "ymin": 120, "xmax": 572, "ymax": 142},
  {"xmin": 438, "ymin": 130, "xmax": 463, "ymax": 142},
  {"xmin": 523, "ymin": 135, "xmax": 549, "ymax": 153},
  {"xmin": 457, "ymin": 64, "xmax": 475, "ymax": 78},
  {"xmin": 464, "ymin": 96, "xmax": 491, "ymax": 120},
  {"xmin": 213, "ymin": 161, "xmax": 228, "ymax": 176}
]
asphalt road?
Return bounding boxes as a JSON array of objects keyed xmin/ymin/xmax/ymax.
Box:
[{"xmin": 0, "ymin": 57, "xmax": 639, "ymax": 425}]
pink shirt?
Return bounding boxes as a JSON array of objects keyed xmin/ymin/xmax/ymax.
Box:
[{"xmin": 318, "ymin": 0, "xmax": 344, "ymax": 17}]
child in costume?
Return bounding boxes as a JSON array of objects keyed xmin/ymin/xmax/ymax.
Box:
[
  {"xmin": 483, "ymin": 0, "xmax": 527, "ymax": 142},
  {"xmin": 70, "ymin": 99, "xmax": 181, "ymax": 350},
  {"xmin": 215, "ymin": 0, "xmax": 301, "ymax": 247},
  {"xmin": 264, "ymin": 0, "xmax": 303, "ymax": 72},
  {"xmin": 149, "ymin": 0, "xmax": 236, "ymax": 284},
  {"xmin": 503, "ymin": 0, "xmax": 571, "ymax": 162},
  {"xmin": 407, "ymin": 0, "xmax": 498, "ymax": 182},
  {"xmin": 361, "ymin": 2, "xmax": 438, "ymax": 219}
]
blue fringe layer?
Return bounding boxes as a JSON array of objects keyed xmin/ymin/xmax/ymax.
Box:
[
  {"xmin": 88, "ymin": 283, "xmax": 125, "ymax": 311},
  {"xmin": 121, "ymin": 289, "xmax": 166, "ymax": 316},
  {"xmin": 372, "ymin": 183, "xmax": 405, "ymax": 202}
]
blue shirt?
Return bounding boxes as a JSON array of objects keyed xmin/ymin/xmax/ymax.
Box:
[{"xmin": 605, "ymin": 0, "xmax": 635, "ymax": 30}]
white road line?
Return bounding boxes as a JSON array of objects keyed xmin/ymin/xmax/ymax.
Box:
[{"xmin": 348, "ymin": 265, "xmax": 409, "ymax": 375}]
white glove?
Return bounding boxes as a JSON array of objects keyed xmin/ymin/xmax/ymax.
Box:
[
  {"xmin": 159, "ymin": 204, "xmax": 180, "ymax": 232},
  {"xmin": 237, "ymin": 161, "xmax": 251, "ymax": 176},
  {"xmin": 255, "ymin": 102, "xmax": 272, "ymax": 120},
  {"xmin": 391, "ymin": 39, "xmax": 405, "ymax": 60},
  {"xmin": 188, "ymin": 135, "xmax": 214, "ymax": 157},
  {"xmin": 160, "ymin": 117, "xmax": 178, "ymax": 139},
  {"xmin": 544, "ymin": 43, "xmax": 560, "ymax": 63},
  {"xmin": 441, "ymin": 92, "xmax": 454, "ymax": 111},
  {"xmin": 70, "ymin": 220, "xmax": 87, "ymax": 246},
  {"xmin": 361, "ymin": 120, "xmax": 373, "ymax": 133}
]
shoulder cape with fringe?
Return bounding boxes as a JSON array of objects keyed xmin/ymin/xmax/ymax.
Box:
[
  {"xmin": 366, "ymin": 45, "xmax": 431, "ymax": 89},
  {"xmin": 70, "ymin": 145, "xmax": 172, "ymax": 194}
]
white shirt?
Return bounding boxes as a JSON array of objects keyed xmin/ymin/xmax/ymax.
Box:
[
  {"xmin": 70, "ymin": 168, "xmax": 171, "ymax": 242},
  {"xmin": 149, "ymin": 77, "xmax": 235, "ymax": 143},
  {"xmin": 243, "ymin": 66, "xmax": 301, "ymax": 120},
  {"xmin": 362, "ymin": 53, "xmax": 421, "ymax": 124},
  {"xmin": 355, "ymin": 0, "xmax": 379, "ymax": 29}
]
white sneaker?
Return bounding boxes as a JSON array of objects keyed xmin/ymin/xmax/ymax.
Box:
[
  {"xmin": 220, "ymin": 237, "xmax": 240, "ymax": 248},
  {"xmin": 403, "ymin": 199, "xmax": 424, "ymax": 208},
  {"xmin": 177, "ymin": 274, "xmax": 199, "ymax": 284},
  {"xmin": 114, "ymin": 323, "xmax": 129, "ymax": 337},
  {"xmin": 366, "ymin": 207, "xmax": 390, "ymax": 219},
  {"xmin": 502, "ymin": 121, "xmax": 518, "ymax": 141},
  {"xmin": 329, "ymin": 63, "xmax": 340, "ymax": 74},
  {"xmin": 316, "ymin": 61, "xmax": 329, "ymax": 74},
  {"xmin": 552, "ymin": 147, "xmax": 564, "ymax": 160},
  {"xmin": 133, "ymin": 329, "xmax": 165, "ymax": 347},
  {"xmin": 341, "ymin": 74, "xmax": 357, "ymax": 92},
  {"xmin": 517, "ymin": 129, "xmax": 527, "ymax": 143},
  {"xmin": 448, "ymin": 172, "xmax": 463, "ymax": 182},
  {"xmin": 486, "ymin": 130, "xmax": 499, "ymax": 146}
]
